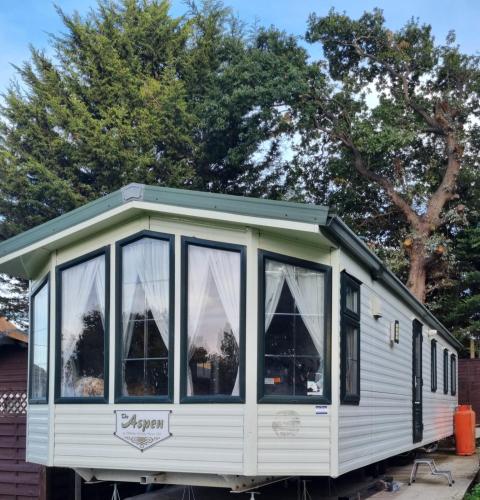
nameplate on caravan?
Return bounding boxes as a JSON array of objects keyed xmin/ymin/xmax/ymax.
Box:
[{"xmin": 114, "ymin": 410, "xmax": 171, "ymax": 451}]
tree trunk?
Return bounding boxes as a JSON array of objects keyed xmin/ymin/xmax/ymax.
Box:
[{"xmin": 406, "ymin": 239, "xmax": 428, "ymax": 303}]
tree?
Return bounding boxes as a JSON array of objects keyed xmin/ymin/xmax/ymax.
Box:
[
  {"xmin": 431, "ymin": 225, "xmax": 480, "ymax": 350},
  {"xmin": 295, "ymin": 9, "xmax": 480, "ymax": 303},
  {"xmin": 0, "ymin": 0, "xmax": 310, "ymax": 323}
]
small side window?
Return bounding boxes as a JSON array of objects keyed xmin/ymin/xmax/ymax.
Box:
[
  {"xmin": 431, "ymin": 340, "xmax": 437, "ymax": 392},
  {"xmin": 341, "ymin": 272, "xmax": 361, "ymax": 405},
  {"xmin": 29, "ymin": 277, "xmax": 50, "ymax": 403},
  {"xmin": 443, "ymin": 349, "xmax": 449, "ymax": 394},
  {"xmin": 450, "ymin": 354, "xmax": 457, "ymax": 396}
]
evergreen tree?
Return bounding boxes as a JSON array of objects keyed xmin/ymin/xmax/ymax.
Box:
[
  {"xmin": 432, "ymin": 225, "xmax": 480, "ymax": 349},
  {"xmin": 0, "ymin": 0, "xmax": 310, "ymax": 323}
]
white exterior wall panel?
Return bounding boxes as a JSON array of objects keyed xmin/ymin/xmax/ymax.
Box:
[
  {"xmin": 26, "ymin": 405, "xmax": 50, "ymax": 465},
  {"xmin": 257, "ymin": 406, "xmax": 330, "ymax": 475},
  {"xmin": 53, "ymin": 405, "xmax": 244, "ymax": 474},
  {"xmin": 337, "ymin": 251, "xmax": 457, "ymax": 475}
]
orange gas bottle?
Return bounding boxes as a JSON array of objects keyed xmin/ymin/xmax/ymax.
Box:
[{"xmin": 454, "ymin": 405, "xmax": 476, "ymax": 456}]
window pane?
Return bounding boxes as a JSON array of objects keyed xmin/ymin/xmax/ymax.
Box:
[
  {"xmin": 345, "ymin": 324, "xmax": 359, "ymax": 397},
  {"xmin": 126, "ymin": 321, "xmax": 145, "ymax": 359},
  {"xmin": 263, "ymin": 258, "xmax": 325, "ymax": 399},
  {"xmin": 60, "ymin": 255, "xmax": 105, "ymax": 397},
  {"xmin": 444, "ymin": 350, "xmax": 448, "ymax": 393},
  {"xmin": 431, "ymin": 341, "xmax": 437, "ymax": 391},
  {"xmin": 121, "ymin": 237, "xmax": 170, "ymax": 398},
  {"xmin": 124, "ymin": 359, "xmax": 168, "ymax": 397},
  {"xmin": 451, "ymin": 355, "xmax": 456, "ymax": 394},
  {"xmin": 345, "ymin": 285, "xmax": 359, "ymax": 314},
  {"xmin": 265, "ymin": 286, "xmax": 294, "ymax": 355},
  {"xmin": 31, "ymin": 282, "xmax": 48, "ymax": 400},
  {"xmin": 187, "ymin": 244, "xmax": 241, "ymax": 397}
]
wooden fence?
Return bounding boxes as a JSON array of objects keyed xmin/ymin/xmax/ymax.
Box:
[
  {"xmin": 458, "ymin": 358, "xmax": 480, "ymax": 425},
  {"xmin": 0, "ymin": 345, "xmax": 45, "ymax": 500}
]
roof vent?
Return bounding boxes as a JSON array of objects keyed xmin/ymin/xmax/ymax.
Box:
[{"xmin": 122, "ymin": 183, "xmax": 145, "ymax": 202}]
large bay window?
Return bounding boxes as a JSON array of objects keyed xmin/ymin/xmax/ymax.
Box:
[
  {"xmin": 116, "ymin": 232, "xmax": 174, "ymax": 402},
  {"xmin": 29, "ymin": 277, "xmax": 49, "ymax": 403},
  {"xmin": 258, "ymin": 251, "xmax": 331, "ymax": 403},
  {"xmin": 56, "ymin": 249, "xmax": 109, "ymax": 402},
  {"xmin": 181, "ymin": 238, "xmax": 245, "ymax": 402}
]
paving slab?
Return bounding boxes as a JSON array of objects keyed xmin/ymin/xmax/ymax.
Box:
[{"xmin": 371, "ymin": 451, "xmax": 479, "ymax": 500}]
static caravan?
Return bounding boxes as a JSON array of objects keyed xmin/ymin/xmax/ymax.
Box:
[{"xmin": 0, "ymin": 184, "xmax": 461, "ymax": 491}]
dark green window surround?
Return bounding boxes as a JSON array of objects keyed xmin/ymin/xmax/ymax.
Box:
[
  {"xmin": 431, "ymin": 339, "xmax": 437, "ymax": 392},
  {"xmin": 55, "ymin": 247, "xmax": 110, "ymax": 404},
  {"xmin": 180, "ymin": 237, "xmax": 246, "ymax": 404},
  {"xmin": 115, "ymin": 231, "xmax": 175, "ymax": 404},
  {"xmin": 450, "ymin": 354, "xmax": 457, "ymax": 396},
  {"xmin": 443, "ymin": 349, "xmax": 449, "ymax": 395},
  {"xmin": 340, "ymin": 272, "xmax": 361, "ymax": 405},
  {"xmin": 257, "ymin": 250, "xmax": 332, "ymax": 405},
  {"xmin": 28, "ymin": 275, "xmax": 50, "ymax": 404}
]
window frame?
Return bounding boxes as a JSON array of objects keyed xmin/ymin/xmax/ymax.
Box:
[
  {"xmin": 180, "ymin": 237, "xmax": 246, "ymax": 404},
  {"xmin": 340, "ymin": 271, "xmax": 361, "ymax": 405},
  {"xmin": 28, "ymin": 274, "xmax": 50, "ymax": 404},
  {"xmin": 115, "ymin": 230, "xmax": 175, "ymax": 404},
  {"xmin": 450, "ymin": 354, "xmax": 457, "ymax": 396},
  {"xmin": 257, "ymin": 250, "xmax": 332, "ymax": 405},
  {"xmin": 443, "ymin": 348, "xmax": 449, "ymax": 395},
  {"xmin": 55, "ymin": 247, "xmax": 110, "ymax": 404},
  {"xmin": 431, "ymin": 339, "xmax": 437, "ymax": 392}
]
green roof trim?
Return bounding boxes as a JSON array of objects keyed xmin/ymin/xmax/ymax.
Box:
[
  {"xmin": 0, "ymin": 183, "xmax": 328, "ymax": 259},
  {"xmin": 323, "ymin": 215, "xmax": 462, "ymax": 351}
]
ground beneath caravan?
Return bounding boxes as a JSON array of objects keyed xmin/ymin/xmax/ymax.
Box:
[
  {"xmin": 370, "ymin": 451, "xmax": 479, "ymax": 500},
  {"xmin": 117, "ymin": 451, "xmax": 478, "ymax": 500}
]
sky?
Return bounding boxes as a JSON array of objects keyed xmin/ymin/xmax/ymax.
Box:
[{"xmin": 0, "ymin": 0, "xmax": 479, "ymax": 95}]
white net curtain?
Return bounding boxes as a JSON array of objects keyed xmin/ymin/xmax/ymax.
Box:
[
  {"xmin": 60, "ymin": 255, "xmax": 105, "ymax": 397},
  {"xmin": 265, "ymin": 258, "xmax": 325, "ymax": 368},
  {"xmin": 187, "ymin": 244, "xmax": 241, "ymax": 397},
  {"xmin": 122, "ymin": 238, "xmax": 170, "ymax": 360}
]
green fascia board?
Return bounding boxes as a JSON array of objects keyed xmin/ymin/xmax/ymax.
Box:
[
  {"xmin": 141, "ymin": 185, "xmax": 329, "ymax": 224},
  {"xmin": 0, "ymin": 190, "xmax": 124, "ymax": 260},
  {"xmin": 0, "ymin": 183, "xmax": 328, "ymax": 260},
  {"xmin": 323, "ymin": 215, "xmax": 463, "ymax": 352}
]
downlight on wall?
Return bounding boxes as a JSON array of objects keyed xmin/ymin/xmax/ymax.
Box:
[{"xmin": 371, "ymin": 296, "xmax": 382, "ymax": 319}]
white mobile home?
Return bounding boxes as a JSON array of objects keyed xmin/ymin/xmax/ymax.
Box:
[{"xmin": 0, "ymin": 184, "xmax": 460, "ymax": 491}]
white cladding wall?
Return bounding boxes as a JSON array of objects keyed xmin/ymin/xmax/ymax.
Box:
[
  {"xmin": 54, "ymin": 406, "xmax": 244, "ymax": 473},
  {"xmin": 337, "ymin": 251, "xmax": 457, "ymax": 475},
  {"xmin": 27, "ymin": 214, "xmax": 334, "ymax": 477},
  {"xmin": 255, "ymin": 232, "xmax": 334, "ymax": 477},
  {"xmin": 257, "ymin": 406, "xmax": 330, "ymax": 476},
  {"xmin": 26, "ymin": 405, "xmax": 50, "ymax": 465}
]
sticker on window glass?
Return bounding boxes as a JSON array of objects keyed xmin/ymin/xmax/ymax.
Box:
[{"xmin": 265, "ymin": 377, "xmax": 281, "ymax": 385}]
